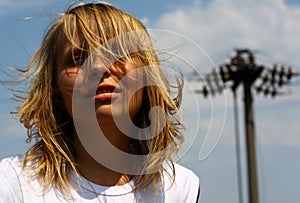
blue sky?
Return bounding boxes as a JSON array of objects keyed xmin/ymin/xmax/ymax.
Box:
[{"xmin": 1, "ymin": 0, "xmax": 300, "ymax": 203}]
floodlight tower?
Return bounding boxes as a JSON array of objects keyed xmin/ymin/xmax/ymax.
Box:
[{"xmin": 196, "ymin": 49, "xmax": 299, "ymax": 203}]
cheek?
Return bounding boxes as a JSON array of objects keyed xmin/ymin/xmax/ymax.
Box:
[
  {"xmin": 57, "ymin": 68, "xmax": 80, "ymax": 85},
  {"xmin": 56, "ymin": 68, "xmax": 79, "ymax": 118}
]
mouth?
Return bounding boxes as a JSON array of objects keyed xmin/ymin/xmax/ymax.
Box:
[
  {"xmin": 94, "ymin": 84, "xmax": 121, "ymax": 101},
  {"xmin": 96, "ymin": 88, "xmax": 117, "ymax": 94}
]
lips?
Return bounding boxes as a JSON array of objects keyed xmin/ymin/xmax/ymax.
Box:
[{"xmin": 94, "ymin": 84, "xmax": 121, "ymax": 101}]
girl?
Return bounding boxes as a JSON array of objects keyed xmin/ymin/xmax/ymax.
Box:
[{"xmin": 0, "ymin": 2, "xmax": 200, "ymax": 202}]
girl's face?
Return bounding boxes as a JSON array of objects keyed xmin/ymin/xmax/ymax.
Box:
[{"xmin": 55, "ymin": 33, "xmax": 144, "ymax": 129}]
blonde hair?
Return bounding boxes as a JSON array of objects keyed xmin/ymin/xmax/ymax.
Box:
[{"xmin": 18, "ymin": 2, "xmax": 184, "ymax": 194}]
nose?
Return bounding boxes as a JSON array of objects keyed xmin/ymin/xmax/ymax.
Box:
[{"xmin": 89, "ymin": 63, "xmax": 111, "ymax": 81}]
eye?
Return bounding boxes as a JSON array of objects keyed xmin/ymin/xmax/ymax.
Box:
[
  {"xmin": 74, "ymin": 56, "xmax": 86, "ymax": 65},
  {"xmin": 67, "ymin": 55, "xmax": 86, "ymax": 67}
]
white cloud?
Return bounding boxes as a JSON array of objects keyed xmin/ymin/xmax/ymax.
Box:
[
  {"xmin": 154, "ymin": 0, "xmax": 300, "ymax": 68},
  {"xmin": 152, "ymin": 0, "xmax": 300, "ymax": 148}
]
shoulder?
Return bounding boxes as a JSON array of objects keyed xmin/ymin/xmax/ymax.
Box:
[
  {"xmin": 0, "ymin": 155, "xmax": 25, "ymax": 202},
  {"xmin": 0, "ymin": 155, "xmax": 24, "ymax": 177},
  {"xmin": 163, "ymin": 163, "xmax": 200, "ymax": 203},
  {"xmin": 173, "ymin": 163, "xmax": 199, "ymax": 193},
  {"xmin": 174, "ymin": 163, "xmax": 199, "ymax": 182}
]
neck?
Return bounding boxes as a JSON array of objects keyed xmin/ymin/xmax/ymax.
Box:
[{"xmin": 73, "ymin": 129, "xmax": 133, "ymax": 186}]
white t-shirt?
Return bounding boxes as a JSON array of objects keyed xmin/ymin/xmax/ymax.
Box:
[{"xmin": 0, "ymin": 156, "xmax": 199, "ymax": 203}]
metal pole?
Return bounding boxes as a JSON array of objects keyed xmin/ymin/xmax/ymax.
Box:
[
  {"xmin": 243, "ymin": 80, "xmax": 259, "ymax": 203},
  {"xmin": 233, "ymin": 90, "xmax": 244, "ymax": 203}
]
